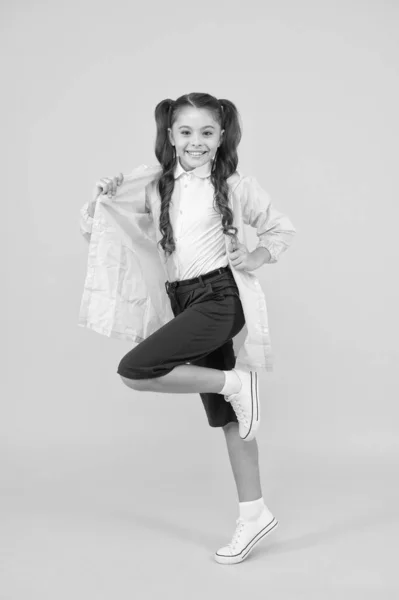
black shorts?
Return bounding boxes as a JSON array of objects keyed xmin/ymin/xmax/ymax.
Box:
[{"xmin": 116, "ymin": 265, "xmax": 246, "ymax": 427}]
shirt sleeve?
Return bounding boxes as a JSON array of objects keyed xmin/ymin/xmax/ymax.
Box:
[{"xmin": 237, "ymin": 175, "xmax": 296, "ymax": 263}]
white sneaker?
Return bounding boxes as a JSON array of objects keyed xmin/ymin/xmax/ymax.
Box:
[
  {"xmin": 224, "ymin": 369, "xmax": 260, "ymax": 441},
  {"xmin": 214, "ymin": 507, "xmax": 278, "ymax": 565}
]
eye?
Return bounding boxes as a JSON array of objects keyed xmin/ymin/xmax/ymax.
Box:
[{"xmin": 180, "ymin": 131, "xmax": 213, "ymax": 136}]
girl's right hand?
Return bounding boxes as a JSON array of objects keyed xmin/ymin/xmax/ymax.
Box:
[
  {"xmin": 88, "ymin": 173, "xmax": 124, "ymax": 218},
  {"xmin": 92, "ymin": 172, "xmax": 124, "ymax": 201}
]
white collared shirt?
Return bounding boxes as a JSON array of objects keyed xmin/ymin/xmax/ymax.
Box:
[{"xmin": 163, "ymin": 156, "xmax": 228, "ymax": 281}]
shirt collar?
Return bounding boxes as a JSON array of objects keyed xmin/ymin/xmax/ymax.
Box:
[{"xmin": 173, "ymin": 155, "xmax": 213, "ymax": 180}]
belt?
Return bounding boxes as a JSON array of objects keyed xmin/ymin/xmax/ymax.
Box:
[{"xmin": 165, "ymin": 265, "xmax": 231, "ymax": 292}]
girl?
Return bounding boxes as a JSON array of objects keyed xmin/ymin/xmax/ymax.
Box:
[{"xmin": 79, "ymin": 93, "xmax": 296, "ymax": 565}]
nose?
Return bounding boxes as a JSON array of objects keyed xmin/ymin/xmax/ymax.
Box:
[{"xmin": 191, "ymin": 132, "xmax": 202, "ymax": 145}]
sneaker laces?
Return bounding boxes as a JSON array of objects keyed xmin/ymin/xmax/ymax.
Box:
[
  {"xmin": 229, "ymin": 397, "xmax": 249, "ymax": 426},
  {"xmin": 228, "ymin": 517, "xmax": 246, "ymax": 550}
]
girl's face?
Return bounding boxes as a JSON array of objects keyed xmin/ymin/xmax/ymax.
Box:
[{"xmin": 168, "ymin": 106, "xmax": 224, "ymax": 172}]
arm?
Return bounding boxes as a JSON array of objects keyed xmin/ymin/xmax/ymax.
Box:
[
  {"xmin": 79, "ymin": 172, "xmax": 121, "ymax": 242},
  {"xmin": 79, "ymin": 165, "xmax": 157, "ymax": 242},
  {"xmin": 239, "ymin": 175, "xmax": 297, "ymax": 264},
  {"xmin": 249, "ymin": 245, "xmax": 272, "ymax": 268},
  {"xmin": 80, "ymin": 169, "xmax": 126, "ymax": 242}
]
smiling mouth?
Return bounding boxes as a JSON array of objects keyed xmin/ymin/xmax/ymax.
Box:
[{"xmin": 186, "ymin": 151, "xmax": 207, "ymax": 157}]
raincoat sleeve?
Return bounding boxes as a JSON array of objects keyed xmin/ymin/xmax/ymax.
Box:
[{"xmin": 238, "ymin": 175, "xmax": 297, "ymax": 263}]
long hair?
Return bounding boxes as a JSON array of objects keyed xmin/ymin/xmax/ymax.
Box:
[{"xmin": 154, "ymin": 92, "xmax": 242, "ymax": 258}]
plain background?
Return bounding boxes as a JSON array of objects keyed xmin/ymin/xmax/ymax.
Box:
[{"xmin": 2, "ymin": 0, "xmax": 398, "ymax": 598}]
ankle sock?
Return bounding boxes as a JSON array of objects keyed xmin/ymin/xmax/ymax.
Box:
[
  {"xmin": 220, "ymin": 369, "xmax": 242, "ymax": 396},
  {"xmin": 239, "ymin": 497, "xmax": 265, "ymax": 521}
]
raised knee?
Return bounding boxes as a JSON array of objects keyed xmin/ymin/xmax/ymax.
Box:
[{"xmin": 119, "ymin": 374, "xmax": 146, "ymax": 390}]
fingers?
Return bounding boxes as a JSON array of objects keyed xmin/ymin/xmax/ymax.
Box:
[
  {"xmin": 115, "ymin": 172, "xmax": 124, "ymax": 191},
  {"xmin": 95, "ymin": 172, "xmax": 124, "ymax": 198}
]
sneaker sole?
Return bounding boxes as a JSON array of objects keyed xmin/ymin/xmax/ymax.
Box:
[
  {"xmin": 214, "ymin": 516, "xmax": 279, "ymax": 565},
  {"xmin": 240, "ymin": 371, "xmax": 260, "ymax": 442}
]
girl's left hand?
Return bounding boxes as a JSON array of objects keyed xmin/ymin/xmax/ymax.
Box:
[{"xmin": 228, "ymin": 239, "xmax": 257, "ymax": 271}]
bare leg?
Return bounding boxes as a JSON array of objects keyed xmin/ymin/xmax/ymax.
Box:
[
  {"xmin": 120, "ymin": 364, "xmax": 226, "ymax": 393},
  {"xmin": 120, "ymin": 369, "xmax": 262, "ymax": 502},
  {"xmin": 222, "ymin": 422, "xmax": 262, "ymax": 502}
]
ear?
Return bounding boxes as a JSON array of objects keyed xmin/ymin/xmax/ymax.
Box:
[{"xmin": 167, "ymin": 127, "xmax": 174, "ymax": 146}]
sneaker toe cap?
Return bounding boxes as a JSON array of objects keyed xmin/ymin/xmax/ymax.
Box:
[{"xmin": 215, "ymin": 545, "xmax": 235, "ymax": 557}]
